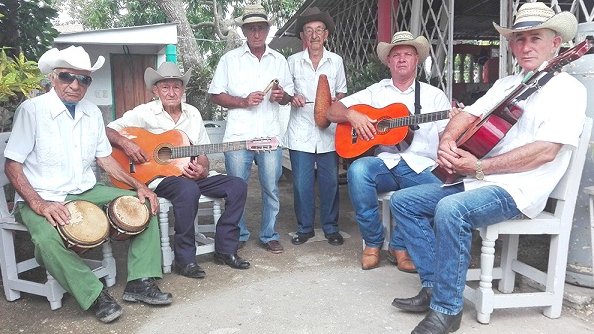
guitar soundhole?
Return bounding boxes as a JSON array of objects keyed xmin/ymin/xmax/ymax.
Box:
[
  {"xmin": 376, "ymin": 120, "xmax": 389, "ymax": 134},
  {"xmin": 156, "ymin": 146, "xmax": 172, "ymax": 164}
]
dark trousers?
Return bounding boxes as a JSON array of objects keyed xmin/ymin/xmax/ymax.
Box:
[{"xmin": 154, "ymin": 174, "xmax": 247, "ymax": 266}]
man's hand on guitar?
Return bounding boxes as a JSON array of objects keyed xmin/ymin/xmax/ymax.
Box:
[
  {"xmin": 346, "ymin": 109, "xmax": 377, "ymax": 141},
  {"xmin": 121, "ymin": 140, "xmax": 150, "ymax": 164},
  {"xmin": 182, "ymin": 157, "xmax": 208, "ymax": 180},
  {"xmin": 437, "ymin": 140, "xmax": 478, "ymax": 176}
]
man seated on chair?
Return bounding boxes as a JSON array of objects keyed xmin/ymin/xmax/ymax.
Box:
[
  {"xmin": 389, "ymin": 3, "xmax": 586, "ymax": 333},
  {"xmin": 4, "ymin": 46, "xmax": 173, "ymax": 323},
  {"xmin": 106, "ymin": 62, "xmax": 250, "ymax": 280},
  {"xmin": 326, "ymin": 31, "xmax": 451, "ymax": 272}
]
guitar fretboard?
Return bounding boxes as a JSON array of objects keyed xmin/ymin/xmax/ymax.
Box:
[
  {"xmin": 383, "ymin": 110, "xmax": 450, "ymax": 129},
  {"xmin": 171, "ymin": 141, "xmax": 247, "ymax": 159}
]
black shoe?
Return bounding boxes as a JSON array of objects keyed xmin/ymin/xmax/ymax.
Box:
[
  {"xmin": 392, "ymin": 287, "xmax": 432, "ymax": 312},
  {"xmin": 91, "ymin": 289, "xmax": 122, "ymax": 323},
  {"xmin": 412, "ymin": 309, "xmax": 462, "ymax": 334},
  {"xmin": 291, "ymin": 232, "xmax": 314, "ymax": 245},
  {"xmin": 325, "ymin": 233, "xmax": 344, "ymax": 246},
  {"xmin": 214, "ymin": 252, "xmax": 250, "ymax": 269},
  {"xmin": 122, "ymin": 278, "xmax": 172, "ymax": 305},
  {"xmin": 175, "ymin": 262, "xmax": 206, "ymax": 279}
]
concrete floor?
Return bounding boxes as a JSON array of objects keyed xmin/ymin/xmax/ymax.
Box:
[{"xmin": 1, "ymin": 162, "xmax": 594, "ymax": 334}]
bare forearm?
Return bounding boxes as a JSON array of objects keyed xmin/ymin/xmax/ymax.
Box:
[
  {"xmin": 210, "ymin": 93, "xmax": 248, "ymax": 109},
  {"xmin": 105, "ymin": 127, "xmax": 127, "ymax": 149},
  {"xmin": 5, "ymin": 159, "xmax": 47, "ymax": 212},
  {"xmin": 325, "ymin": 101, "xmax": 349, "ymax": 123},
  {"xmin": 97, "ymin": 156, "xmax": 146, "ymax": 190},
  {"xmin": 481, "ymin": 141, "xmax": 561, "ymax": 175},
  {"xmin": 440, "ymin": 112, "xmax": 477, "ymax": 143}
]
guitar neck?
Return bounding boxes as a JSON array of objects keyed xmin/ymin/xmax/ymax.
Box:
[
  {"xmin": 170, "ymin": 141, "xmax": 246, "ymax": 158},
  {"xmin": 384, "ymin": 110, "xmax": 450, "ymax": 130}
]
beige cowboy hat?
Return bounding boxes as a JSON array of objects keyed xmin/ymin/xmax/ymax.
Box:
[
  {"xmin": 493, "ymin": 2, "xmax": 577, "ymax": 42},
  {"xmin": 38, "ymin": 46, "xmax": 105, "ymax": 75},
  {"xmin": 294, "ymin": 7, "xmax": 335, "ymax": 38},
  {"xmin": 144, "ymin": 62, "xmax": 192, "ymax": 88},
  {"xmin": 376, "ymin": 31, "xmax": 430, "ymax": 66},
  {"xmin": 236, "ymin": 4, "xmax": 271, "ymax": 27}
]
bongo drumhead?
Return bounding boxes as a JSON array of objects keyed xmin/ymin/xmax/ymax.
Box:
[
  {"xmin": 58, "ymin": 200, "xmax": 109, "ymax": 248},
  {"xmin": 107, "ymin": 195, "xmax": 150, "ymax": 233}
]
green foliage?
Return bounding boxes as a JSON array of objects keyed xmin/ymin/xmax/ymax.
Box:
[
  {"xmin": 67, "ymin": 0, "xmax": 167, "ymax": 29},
  {"xmin": 0, "ymin": 49, "xmax": 44, "ymax": 132},
  {"xmin": 345, "ymin": 56, "xmax": 390, "ymax": 94},
  {"xmin": 0, "ymin": 0, "xmax": 58, "ymax": 60}
]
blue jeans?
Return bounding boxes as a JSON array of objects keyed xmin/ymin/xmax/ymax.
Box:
[
  {"xmin": 289, "ymin": 149, "xmax": 339, "ymax": 236},
  {"xmin": 390, "ymin": 183, "xmax": 520, "ymax": 315},
  {"xmin": 225, "ymin": 148, "xmax": 282, "ymax": 244},
  {"xmin": 347, "ymin": 157, "xmax": 440, "ymax": 249}
]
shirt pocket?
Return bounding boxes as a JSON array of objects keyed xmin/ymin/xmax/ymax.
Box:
[{"xmin": 36, "ymin": 129, "xmax": 63, "ymax": 169}]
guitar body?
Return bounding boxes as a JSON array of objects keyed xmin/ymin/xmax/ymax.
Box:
[
  {"xmin": 110, "ymin": 128, "xmax": 192, "ymax": 189},
  {"xmin": 335, "ymin": 103, "xmax": 411, "ymax": 158}
]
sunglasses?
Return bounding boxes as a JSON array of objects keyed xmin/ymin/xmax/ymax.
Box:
[{"xmin": 55, "ymin": 71, "xmax": 93, "ymax": 86}]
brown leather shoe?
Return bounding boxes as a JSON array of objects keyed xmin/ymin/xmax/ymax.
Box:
[
  {"xmin": 391, "ymin": 249, "xmax": 417, "ymax": 273},
  {"xmin": 361, "ymin": 246, "xmax": 380, "ymax": 270}
]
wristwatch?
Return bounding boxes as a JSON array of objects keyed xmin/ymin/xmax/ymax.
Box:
[{"xmin": 475, "ymin": 160, "xmax": 485, "ymax": 180}]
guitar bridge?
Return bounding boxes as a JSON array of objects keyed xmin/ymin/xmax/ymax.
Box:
[
  {"xmin": 350, "ymin": 129, "xmax": 358, "ymax": 144},
  {"xmin": 129, "ymin": 160, "xmax": 136, "ymax": 173}
]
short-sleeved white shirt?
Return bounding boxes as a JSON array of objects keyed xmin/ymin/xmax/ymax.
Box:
[
  {"xmin": 340, "ymin": 79, "xmax": 451, "ymax": 173},
  {"xmin": 208, "ymin": 43, "xmax": 294, "ymax": 142},
  {"xmin": 285, "ymin": 48, "xmax": 347, "ymax": 153},
  {"xmin": 107, "ymin": 99, "xmax": 210, "ymax": 146},
  {"xmin": 462, "ymin": 72, "xmax": 586, "ymax": 218},
  {"xmin": 4, "ymin": 88, "xmax": 112, "ymax": 202}
]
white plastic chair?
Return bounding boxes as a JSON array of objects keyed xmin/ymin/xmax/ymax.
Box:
[
  {"xmin": 157, "ymin": 195, "xmax": 224, "ymax": 273},
  {"xmin": 464, "ymin": 117, "xmax": 593, "ymax": 324},
  {"xmin": 0, "ymin": 132, "xmax": 116, "ymax": 310},
  {"xmin": 372, "ymin": 191, "xmax": 395, "ymax": 250}
]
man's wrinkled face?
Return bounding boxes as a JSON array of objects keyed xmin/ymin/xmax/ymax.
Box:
[
  {"xmin": 387, "ymin": 45, "xmax": 419, "ymax": 79},
  {"xmin": 242, "ymin": 22, "xmax": 270, "ymax": 49},
  {"xmin": 509, "ymin": 28, "xmax": 561, "ymax": 72},
  {"xmin": 51, "ymin": 68, "xmax": 92, "ymax": 103},
  {"xmin": 300, "ymin": 21, "xmax": 328, "ymax": 51},
  {"xmin": 153, "ymin": 79, "xmax": 184, "ymax": 109}
]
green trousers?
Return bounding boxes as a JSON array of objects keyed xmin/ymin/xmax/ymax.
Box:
[{"xmin": 16, "ymin": 184, "xmax": 162, "ymax": 310}]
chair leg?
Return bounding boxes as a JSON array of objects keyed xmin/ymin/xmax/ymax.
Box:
[
  {"xmin": 543, "ymin": 233, "xmax": 568, "ymax": 319},
  {"xmin": 158, "ymin": 203, "xmax": 173, "ymax": 273},
  {"xmin": 498, "ymin": 234, "xmax": 518, "ymax": 293},
  {"xmin": 0, "ymin": 227, "xmax": 21, "ymax": 301},
  {"xmin": 101, "ymin": 241, "xmax": 116, "ymax": 287},
  {"xmin": 45, "ymin": 272, "xmax": 66, "ymax": 310},
  {"xmin": 476, "ymin": 229, "xmax": 498, "ymax": 324},
  {"xmin": 381, "ymin": 198, "xmax": 391, "ymax": 250}
]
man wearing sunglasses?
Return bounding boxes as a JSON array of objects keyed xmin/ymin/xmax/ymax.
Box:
[{"xmin": 4, "ymin": 46, "xmax": 173, "ymax": 323}]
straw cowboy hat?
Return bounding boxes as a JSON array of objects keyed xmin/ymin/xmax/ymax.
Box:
[
  {"xmin": 38, "ymin": 46, "xmax": 105, "ymax": 75},
  {"xmin": 144, "ymin": 62, "xmax": 192, "ymax": 88},
  {"xmin": 376, "ymin": 31, "xmax": 430, "ymax": 66},
  {"xmin": 294, "ymin": 7, "xmax": 335, "ymax": 37},
  {"xmin": 493, "ymin": 2, "xmax": 577, "ymax": 42},
  {"xmin": 236, "ymin": 3, "xmax": 271, "ymax": 27}
]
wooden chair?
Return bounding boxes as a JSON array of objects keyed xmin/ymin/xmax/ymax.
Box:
[
  {"xmin": 464, "ymin": 117, "xmax": 593, "ymax": 324},
  {"xmin": 157, "ymin": 195, "xmax": 224, "ymax": 273},
  {"xmin": 0, "ymin": 132, "xmax": 116, "ymax": 310}
]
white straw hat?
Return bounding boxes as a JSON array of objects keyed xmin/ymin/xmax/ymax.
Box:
[
  {"xmin": 493, "ymin": 2, "xmax": 577, "ymax": 42},
  {"xmin": 236, "ymin": 4, "xmax": 271, "ymax": 27},
  {"xmin": 144, "ymin": 62, "xmax": 192, "ymax": 88},
  {"xmin": 38, "ymin": 46, "xmax": 104, "ymax": 75},
  {"xmin": 376, "ymin": 31, "xmax": 430, "ymax": 66}
]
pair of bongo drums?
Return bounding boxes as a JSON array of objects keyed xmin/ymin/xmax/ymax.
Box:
[{"xmin": 56, "ymin": 196, "xmax": 150, "ymax": 253}]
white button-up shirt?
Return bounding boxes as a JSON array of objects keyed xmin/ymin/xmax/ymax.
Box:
[
  {"xmin": 463, "ymin": 72, "xmax": 586, "ymax": 218},
  {"xmin": 208, "ymin": 43, "xmax": 294, "ymax": 142},
  {"xmin": 4, "ymin": 88, "xmax": 112, "ymax": 202},
  {"xmin": 107, "ymin": 99, "xmax": 210, "ymax": 145},
  {"xmin": 340, "ymin": 79, "xmax": 450, "ymax": 173},
  {"xmin": 285, "ymin": 48, "xmax": 347, "ymax": 153}
]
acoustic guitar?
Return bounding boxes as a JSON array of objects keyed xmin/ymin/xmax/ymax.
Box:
[
  {"xmin": 433, "ymin": 37, "xmax": 594, "ymax": 184},
  {"xmin": 110, "ymin": 127, "xmax": 279, "ymax": 189},
  {"xmin": 335, "ymin": 103, "xmax": 449, "ymax": 158}
]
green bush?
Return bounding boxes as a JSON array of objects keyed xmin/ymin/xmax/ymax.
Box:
[{"xmin": 0, "ymin": 49, "xmax": 44, "ymax": 132}]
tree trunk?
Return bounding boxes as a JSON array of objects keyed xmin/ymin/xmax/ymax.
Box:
[{"xmin": 154, "ymin": 0, "xmax": 203, "ymax": 72}]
